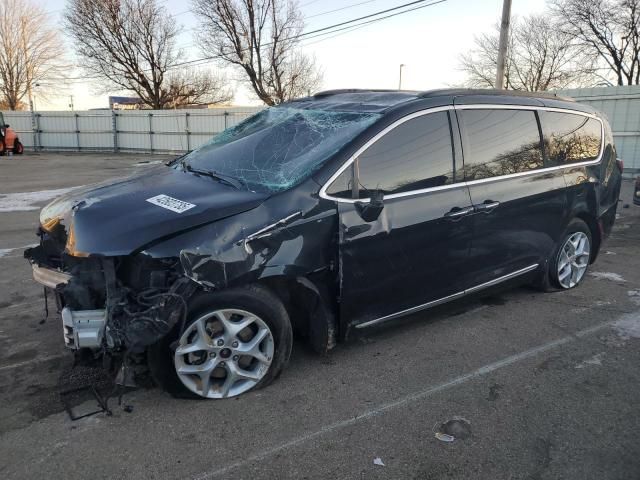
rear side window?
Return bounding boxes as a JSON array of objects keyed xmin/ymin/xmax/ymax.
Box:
[
  {"xmin": 541, "ymin": 112, "xmax": 602, "ymax": 165},
  {"xmin": 353, "ymin": 111, "xmax": 455, "ymax": 197},
  {"xmin": 459, "ymin": 109, "xmax": 544, "ymax": 181}
]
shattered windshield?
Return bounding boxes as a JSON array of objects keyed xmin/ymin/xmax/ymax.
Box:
[{"xmin": 180, "ymin": 107, "xmax": 380, "ymax": 193}]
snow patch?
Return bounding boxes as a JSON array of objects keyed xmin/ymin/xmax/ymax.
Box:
[
  {"xmin": 0, "ymin": 244, "xmax": 38, "ymax": 258},
  {"xmin": 628, "ymin": 290, "xmax": 640, "ymax": 306},
  {"xmin": 0, "ymin": 187, "xmax": 80, "ymax": 212},
  {"xmin": 589, "ymin": 271, "xmax": 626, "ymax": 282},
  {"xmin": 613, "ymin": 311, "xmax": 640, "ymax": 340}
]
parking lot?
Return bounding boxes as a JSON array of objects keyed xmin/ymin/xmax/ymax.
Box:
[{"xmin": 0, "ymin": 153, "xmax": 639, "ymax": 479}]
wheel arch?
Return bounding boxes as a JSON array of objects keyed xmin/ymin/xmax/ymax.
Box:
[
  {"xmin": 573, "ymin": 211, "xmax": 601, "ymax": 263},
  {"xmin": 256, "ymin": 274, "xmax": 338, "ymax": 354}
]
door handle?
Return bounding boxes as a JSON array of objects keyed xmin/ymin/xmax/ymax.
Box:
[
  {"xmin": 475, "ymin": 200, "xmax": 500, "ymax": 213},
  {"xmin": 444, "ymin": 206, "xmax": 474, "ymax": 219}
]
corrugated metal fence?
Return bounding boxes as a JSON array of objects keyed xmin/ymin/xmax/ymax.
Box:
[
  {"xmin": 556, "ymin": 86, "xmax": 640, "ymax": 175},
  {"xmin": 3, "ymin": 86, "xmax": 639, "ymax": 174},
  {"xmin": 1, "ymin": 107, "xmax": 262, "ymax": 153}
]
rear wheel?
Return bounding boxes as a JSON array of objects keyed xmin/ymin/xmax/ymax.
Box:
[
  {"xmin": 548, "ymin": 218, "xmax": 592, "ymax": 289},
  {"xmin": 0, "ymin": 139, "xmax": 5, "ymax": 156},
  {"xmin": 13, "ymin": 140, "xmax": 23, "ymax": 154},
  {"xmin": 148, "ymin": 285, "xmax": 293, "ymax": 399}
]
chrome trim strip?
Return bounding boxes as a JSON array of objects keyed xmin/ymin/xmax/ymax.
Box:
[
  {"xmin": 464, "ymin": 264, "xmax": 539, "ymax": 294},
  {"xmin": 355, "ymin": 263, "xmax": 539, "ymax": 329},
  {"xmin": 320, "ymin": 104, "xmax": 605, "ymax": 204},
  {"xmin": 355, "ymin": 291, "xmax": 466, "ymax": 329}
]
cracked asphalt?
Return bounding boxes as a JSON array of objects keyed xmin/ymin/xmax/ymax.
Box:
[{"xmin": 0, "ymin": 153, "xmax": 639, "ymax": 480}]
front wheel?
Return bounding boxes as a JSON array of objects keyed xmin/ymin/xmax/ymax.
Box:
[
  {"xmin": 13, "ymin": 140, "xmax": 23, "ymax": 154},
  {"xmin": 548, "ymin": 218, "xmax": 592, "ymax": 289},
  {"xmin": 148, "ymin": 285, "xmax": 293, "ymax": 399}
]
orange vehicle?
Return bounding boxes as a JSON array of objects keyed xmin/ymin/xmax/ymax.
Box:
[{"xmin": 0, "ymin": 112, "xmax": 24, "ymax": 155}]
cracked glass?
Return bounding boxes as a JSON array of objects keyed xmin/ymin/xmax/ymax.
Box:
[{"xmin": 180, "ymin": 107, "xmax": 381, "ymax": 193}]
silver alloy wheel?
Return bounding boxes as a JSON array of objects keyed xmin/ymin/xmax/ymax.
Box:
[
  {"xmin": 174, "ymin": 309, "xmax": 275, "ymax": 399},
  {"xmin": 557, "ymin": 231, "xmax": 590, "ymax": 289}
]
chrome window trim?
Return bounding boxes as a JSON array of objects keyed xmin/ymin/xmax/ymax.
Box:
[
  {"xmin": 319, "ymin": 104, "xmax": 605, "ymax": 204},
  {"xmin": 355, "ymin": 263, "xmax": 539, "ymax": 329}
]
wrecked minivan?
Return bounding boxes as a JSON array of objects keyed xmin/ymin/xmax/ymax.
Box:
[{"xmin": 25, "ymin": 89, "xmax": 622, "ymax": 399}]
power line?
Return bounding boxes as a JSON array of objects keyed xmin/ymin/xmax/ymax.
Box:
[{"xmin": 57, "ymin": 0, "xmax": 448, "ymax": 83}]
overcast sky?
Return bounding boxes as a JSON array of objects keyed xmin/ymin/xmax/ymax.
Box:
[{"xmin": 40, "ymin": 0, "xmax": 548, "ymax": 110}]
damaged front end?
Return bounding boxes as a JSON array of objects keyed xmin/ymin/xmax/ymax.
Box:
[{"xmin": 25, "ymin": 223, "xmax": 197, "ymax": 358}]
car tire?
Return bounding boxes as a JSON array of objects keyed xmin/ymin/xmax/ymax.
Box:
[
  {"xmin": 13, "ymin": 140, "xmax": 23, "ymax": 154},
  {"xmin": 547, "ymin": 218, "xmax": 592, "ymax": 290},
  {"xmin": 148, "ymin": 284, "xmax": 293, "ymax": 399},
  {"xmin": 0, "ymin": 140, "xmax": 5, "ymax": 156}
]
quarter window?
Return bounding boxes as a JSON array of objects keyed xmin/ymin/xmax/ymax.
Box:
[
  {"xmin": 541, "ymin": 112, "xmax": 602, "ymax": 165},
  {"xmin": 353, "ymin": 111, "xmax": 455, "ymax": 197},
  {"xmin": 459, "ymin": 109, "xmax": 544, "ymax": 181}
]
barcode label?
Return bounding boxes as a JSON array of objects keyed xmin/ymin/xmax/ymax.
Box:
[{"xmin": 146, "ymin": 194, "xmax": 196, "ymax": 213}]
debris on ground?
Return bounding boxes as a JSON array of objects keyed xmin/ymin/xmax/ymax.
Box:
[
  {"xmin": 487, "ymin": 383, "xmax": 502, "ymax": 401},
  {"xmin": 373, "ymin": 457, "xmax": 385, "ymax": 466},
  {"xmin": 588, "ymin": 272, "xmax": 626, "ymax": 282},
  {"xmin": 434, "ymin": 432, "xmax": 455, "ymax": 442},
  {"xmin": 434, "ymin": 416, "xmax": 472, "ymax": 442},
  {"xmin": 575, "ymin": 352, "xmax": 605, "ymax": 369}
]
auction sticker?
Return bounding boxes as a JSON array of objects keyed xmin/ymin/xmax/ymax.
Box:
[{"xmin": 146, "ymin": 194, "xmax": 196, "ymax": 213}]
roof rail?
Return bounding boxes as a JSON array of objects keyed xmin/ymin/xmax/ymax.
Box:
[
  {"xmin": 418, "ymin": 88, "xmax": 576, "ymax": 102},
  {"xmin": 313, "ymin": 88, "xmax": 418, "ymax": 97}
]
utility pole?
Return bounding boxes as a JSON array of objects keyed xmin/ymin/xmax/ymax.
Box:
[
  {"xmin": 399, "ymin": 64, "xmax": 405, "ymax": 90},
  {"xmin": 495, "ymin": 0, "xmax": 512, "ymax": 89}
]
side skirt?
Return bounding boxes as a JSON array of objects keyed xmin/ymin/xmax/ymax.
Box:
[{"xmin": 355, "ymin": 264, "xmax": 539, "ymax": 330}]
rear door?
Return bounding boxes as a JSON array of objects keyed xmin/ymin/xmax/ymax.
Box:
[
  {"xmin": 323, "ymin": 109, "xmax": 475, "ymax": 327},
  {"xmin": 456, "ymin": 107, "xmax": 567, "ymax": 286}
]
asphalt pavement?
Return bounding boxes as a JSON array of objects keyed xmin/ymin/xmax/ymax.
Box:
[{"xmin": 0, "ymin": 153, "xmax": 639, "ymax": 480}]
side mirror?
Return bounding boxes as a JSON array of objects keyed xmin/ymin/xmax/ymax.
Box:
[
  {"xmin": 355, "ymin": 190, "xmax": 384, "ymax": 222},
  {"xmin": 4, "ymin": 124, "xmax": 9, "ymax": 128}
]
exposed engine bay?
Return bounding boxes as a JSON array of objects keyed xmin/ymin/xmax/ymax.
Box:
[{"xmin": 25, "ymin": 225, "xmax": 197, "ymax": 364}]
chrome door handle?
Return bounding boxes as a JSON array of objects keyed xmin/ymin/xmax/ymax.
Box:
[
  {"xmin": 475, "ymin": 200, "xmax": 500, "ymax": 213},
  {"xmin": 444, "ymin": 206, "xmax": 474, "ymax": 218}
]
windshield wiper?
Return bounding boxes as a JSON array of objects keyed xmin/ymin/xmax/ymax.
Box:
[{"xmin": 182, "ymin": 164, "xmax": 244, "ymax": 190}]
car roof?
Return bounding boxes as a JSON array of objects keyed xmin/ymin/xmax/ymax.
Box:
[{"xmin": 285, "ymin": 88, "xmax": 597, "ymax": 116}]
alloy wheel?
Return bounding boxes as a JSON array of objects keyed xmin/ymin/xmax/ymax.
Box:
[
  {"xmin": 174, "ymin": 308, "xmax": 274, "ymax": 398},
  {"xmin": 557, "ymin": 231, "xmax": 590, "ymax": 289}
]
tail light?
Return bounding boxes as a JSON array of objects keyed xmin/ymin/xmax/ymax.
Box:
[{"xmin": 616, "ymin": 158, "xmax": 624, "ymax": 173}]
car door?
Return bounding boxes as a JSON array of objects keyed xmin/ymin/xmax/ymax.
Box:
[
  {"xmin": 456, "ymin": 106, "xmax": 567, "ymax": 286},
  {"xmin": 322, "ymin": 109, "xmax": 475, "ymax": 328}
]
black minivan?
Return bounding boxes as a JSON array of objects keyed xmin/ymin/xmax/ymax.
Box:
[{"xmin": 26, "ymin": 89, "xmax": 622, "ymax": 399}]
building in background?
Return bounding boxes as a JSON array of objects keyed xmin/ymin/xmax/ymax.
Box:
[{"xmin": 108, "ymin": 96, "xmax": 144, "ymax": 110}]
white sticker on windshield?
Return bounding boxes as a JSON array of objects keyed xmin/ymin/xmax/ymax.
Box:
[{"xmin": 146, "ymin": 194, "xmax": 196, "ymax": 213}]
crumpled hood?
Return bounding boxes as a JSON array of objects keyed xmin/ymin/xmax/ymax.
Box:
[{"xmin": 41, "ymin": 165, "xmax": 269, "ymax": 256}]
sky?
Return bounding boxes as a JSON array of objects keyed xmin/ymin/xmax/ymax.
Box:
[{"xmin": 38, "ymin": 0, "xmax": 548, "ymax": 110}]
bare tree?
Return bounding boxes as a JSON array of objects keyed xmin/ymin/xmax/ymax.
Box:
[
  {"xmin": 65, "ymin": 0, "xmax": 232, "ymax": 109},
  {"xmin": 0, "ymin": 0, "xmax": 68, "ymax": 110},
  {"xmin": 550, "ymin": 0, "xmax": 640, "ymax": 85},
  {"xmin": 460, "ymin": 14, "xmax": 594, "ymax": 91},
  {"xmin": 165, "ymin": 68, "xmax": 233, "ymax": 108},
  {"xmin": 192, "ymin": 0, "xmax": 323, "ymax": 106}
]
